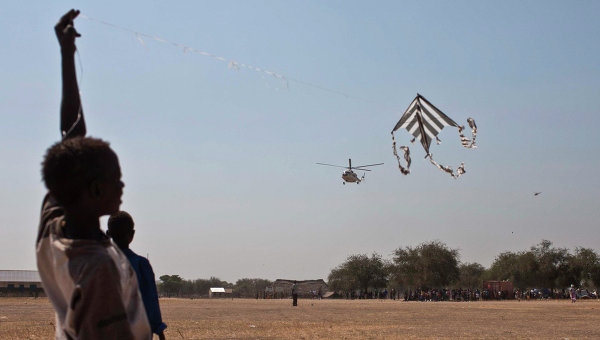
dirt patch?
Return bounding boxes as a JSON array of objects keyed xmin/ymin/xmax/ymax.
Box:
[{"xmin": 1, "ymin": 297, "xmax": 598, "ymax": 339}]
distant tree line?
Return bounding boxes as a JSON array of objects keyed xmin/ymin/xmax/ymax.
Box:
[
  {"xmin": 157, "ymin": 240, "xmax": 600, "ymax": 298},
  {"xmin": 157, "ymin": 275, "xmax": 272, "ymax": 298},
  {"xmin": 328, "ymin": 240, "xmax": 600, "ymax": 294}
]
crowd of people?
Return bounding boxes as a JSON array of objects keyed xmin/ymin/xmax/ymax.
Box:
[
  {"xmin": 402, "ymin": 288, "xmax": 481, "ymax": 301},
  {"xmin": 514, "ymin": 287, "xmax": 597, "ymax": 301},
  {"xmin": 336, "ymin": 287, "xmax": 599, "ymax": 302}
]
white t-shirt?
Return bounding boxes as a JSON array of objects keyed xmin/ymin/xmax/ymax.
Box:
[{"xmin": 36, "ymin": 194, "xmax": 151, "ymax": 340}]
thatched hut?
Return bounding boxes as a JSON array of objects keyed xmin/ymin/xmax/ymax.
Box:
[{"xmin": 270, "ymin": 279, "xmax": 328, "ymax": 299}]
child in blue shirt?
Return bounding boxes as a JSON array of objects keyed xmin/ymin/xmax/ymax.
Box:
[{"xmin": 108, "ymin": 211, "xmax": 167, "ymax": 339}]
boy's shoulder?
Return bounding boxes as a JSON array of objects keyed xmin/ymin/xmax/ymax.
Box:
[
  {"xmin": 37, "ymin": 194, "xmax": 132, "ymax": 285},
  {"xmin": 68, "ymin": 244, "xmax": 130, "ymax": 286},
  {"xmin": 123, "ymin": 248, "xmax": 152, "ymax": 269},
  {"xmin": 37, "ymin": 193, "xmax": 64, "ymax": 243}
]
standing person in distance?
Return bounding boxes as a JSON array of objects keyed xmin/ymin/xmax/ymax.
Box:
[
  {"xmin": 108, "ymin": 212, "xmax": 167, "ymax": 340},
  {"xmin": 38, "ymin": 9, "xmax": 151, "ymax": 339},
  {"xmin": 292, "ymin": 281, "xmax": 298, "ymax": 307}
]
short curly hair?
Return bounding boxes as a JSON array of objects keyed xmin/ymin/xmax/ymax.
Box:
[
  {"xmin": 42, "ymin": 136, "xmax": 116, "ymax": 205},
  {"xmin": 108, "ymin": 211, "xmax": 134, "ymax": 231}
]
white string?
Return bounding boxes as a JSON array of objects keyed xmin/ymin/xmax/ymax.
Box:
[
  {"xmin": 75, "ymin": 49, "xmax": 85, "ymax": 104},
  {"xmin": 79, "ymin": 14, "xmax": 391, "ymax": 108},
  {"xmin": 80, "ymin": 14, "xmax": 289, "ymax": 87},
  {"xmin": 75, "ymin": 49, "xmax": 84, "ymax": 83}
]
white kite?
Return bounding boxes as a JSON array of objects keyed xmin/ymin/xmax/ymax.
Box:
[{"xmin": 391, "ymin": 94, "xmax": 477, "ymax": 178}]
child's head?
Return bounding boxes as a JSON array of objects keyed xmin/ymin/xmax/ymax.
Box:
[
  {"xmin": 42, "ymin": 136, "xmax": 123, "ymax": 215},
  {"xmin": 107, "ymin": 211, "xmax": 135, "ymax": 249}
]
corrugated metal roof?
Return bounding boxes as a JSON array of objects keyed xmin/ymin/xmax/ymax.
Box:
[
  {"xmin": 0, "ymin": 270, "xmax": 41, "ymax": 283},
  {"xmin": 210, "ymin": 287, "xmax": 226, "ymax": 293}
]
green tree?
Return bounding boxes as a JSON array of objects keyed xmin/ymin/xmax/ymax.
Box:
[
  {"xmin": 565, "ymin": 247, "xmax": 600, "ymax": 289},
  {"xmin": 485, "ymin": 251, "xmax": 538, "ymax": 289},
  {"xmin": 457, "ymin": 262, "xmax": 485, "ymax": 289},
  {"xmin": 327, "ymin": 253, "xmax": 388, "ymax": 293},
  {"xmin": 158, "ymin": 275, "xmax": 184, "ymax": 297},
  {"xmin": 235, "ymin": 278, "xmax": 273, "ymax": 298},
  {"xmin": 390, "ymin": 241, "xmax": 459, "ymax": 289},
  {"xmin": 158, "ymin": 275, "xmax": 233, "ymax": 297},
  {"xmin": 328, "ymin": 266, "xmax": 355, "ymax": 293},
  {"xmin": 531, "ymin": 240, "xmax": 570, "ymax": 289}
]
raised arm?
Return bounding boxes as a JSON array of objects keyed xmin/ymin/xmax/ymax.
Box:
[{"xmin": 55, "ymin": 9, "xmax": 86, "ymax": 139}]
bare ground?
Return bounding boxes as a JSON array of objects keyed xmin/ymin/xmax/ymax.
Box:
[{"xmin": 1, "ymin": 297, "xmax": 599, "ymax": 339}]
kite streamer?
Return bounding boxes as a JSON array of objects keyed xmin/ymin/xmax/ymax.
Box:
[
  {"xmin": 427, "ymin": 155, "xmax": 466, "ymax": 179},
  {"xmin": 391, "ymin": 133, "xmax": 411, "ymax": 175},
  {"xmin": 391, "ymin": 94, "xmax": 477, "ymax": 179},
  {"xmin": 459, "ymin": 118, "xmax": 478, "ymax": 148}
]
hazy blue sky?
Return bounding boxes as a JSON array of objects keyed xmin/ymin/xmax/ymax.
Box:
[{"xmin": 1, "ymin": 1, "xmax": 599, "ymax": 283}]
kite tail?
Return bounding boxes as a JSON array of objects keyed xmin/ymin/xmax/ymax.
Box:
[
  {"xmin": 458, "ymin": 117, "xmax": 477, "ymax": 148},
  {"xmin": 392, "ymin": 132, "xmax": 411, "ymax": 175},
  {"xmin": 427, "ymin": 154, "xmax": 466, "ymax": 179}
]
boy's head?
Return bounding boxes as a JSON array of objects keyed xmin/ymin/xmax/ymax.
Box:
[
  {"xmin": 42, "ymin": 136, "xmax": 123, "ymax": 215},
  {"xmin": 107, "ymin": 211, "xmax": 135, "ymax": 249}
]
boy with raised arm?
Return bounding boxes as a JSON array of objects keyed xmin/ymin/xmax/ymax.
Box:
[{"xmin": 37, "ymin": 9, "xmax": 151, "ymax": 339}]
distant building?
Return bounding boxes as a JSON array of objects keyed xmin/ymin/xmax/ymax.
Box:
[
  {"xmin": 209, "ymin": 287, "xmax": 233, "ymax": 298},
  {"xmin": 0, "ymin": 270, "xmax": 44, "ymax": 297}
]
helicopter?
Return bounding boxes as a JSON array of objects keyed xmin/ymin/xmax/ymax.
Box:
[{"xmin": 316, "ymin": 158, "xmax": 384, "ymax": 184}]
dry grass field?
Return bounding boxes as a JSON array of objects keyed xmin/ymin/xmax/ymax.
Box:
[{"xmin": 1, "ymin": 297, "xmax": 600, "ymax": 339}]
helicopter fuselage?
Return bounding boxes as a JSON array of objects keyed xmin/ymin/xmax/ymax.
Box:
[
  {"xmin": 342, "ymin": 170, "xmax": 360, "ymax": 183},
  {"xmin": 316, "ymin": 158, "xmax": 382, "ymax": 185}
]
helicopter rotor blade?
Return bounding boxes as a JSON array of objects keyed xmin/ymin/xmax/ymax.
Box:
[
  {"xmin": 352, "ymin": 163, "xmax": 384, "ymax": 169},
  {"xmin": 316, "ymin": 163, "xmax": 349, "ymax": 169}
]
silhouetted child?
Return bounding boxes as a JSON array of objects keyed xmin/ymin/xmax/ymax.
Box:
[
  {"xmin": 37, "ymin": 9, "xmax": 151, "ymax": 339},
  {"xmin": 108, "ymin": 212, "xmax": 167, "ymax": 339}
]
